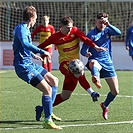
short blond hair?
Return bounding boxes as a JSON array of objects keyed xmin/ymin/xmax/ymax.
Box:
[{"xmin": 43, "ymin": 15, "xmax": 50, "ymax": 20}]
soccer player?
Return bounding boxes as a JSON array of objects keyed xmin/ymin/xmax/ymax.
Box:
[
  {"xmin": 125, "ymin": 24, "xmax": 133, "ymax": 61},
  {"xmin": 81, "ymin": 12, "xmax": 121, "ymax": 120},
  {"xmin": 37, "ymin": 16, "xmax": 106, "ymax": 117},
  {"xmin": 32, "ymin": 15, "xmax": 55, "ymax": 72},
  {"xmin": 12, "ymin": 6, "xmax": 62, "ymax": 130}
]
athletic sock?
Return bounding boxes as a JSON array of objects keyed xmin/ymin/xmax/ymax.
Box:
[
  {"xmin": 91, "ymin": 66, "xmax": 99, "ymax": 77},
  {"xmin": 51, "ymin": 86, "xmax": 58, "ymax": 104},
  {"xmin": 87, "ymin": 88, "xmax": 94, "ymax": 95},
  {"xmin": 42, "ymin": 96, "xmax": 52, "ymax": 119},
  {"xmin": 78, "ymin": 74, "xmax": 91, "ymax": 90},
  {"xmin": 104, "ymin": 92, "xmax": 116, "ymax": 107},
  {"xmin": 43, "ymin": 64, "xmax": 47, "ymax": 70},
  {"xmin": 48, "ymin": 62, "xmax": 52, "ymax": 72}
]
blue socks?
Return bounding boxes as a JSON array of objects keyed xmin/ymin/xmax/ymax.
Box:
[
  {"xmin": 91, "ymin": 66, "xmax": 99, "ymax": 77},
  {"xmin": 42, "ymin": 96, "xmax": 52, "ymax": 119},
  {"xmin": 41, "ymin": 86, "xmax": 58, "ymax": 119},
  {"xmin": 51, "ymin": 86, "xmax": 58, "ymax": 104},
  {"xmin": 104, "ymin": 92, "xmax": 116, "ymax": 107}
]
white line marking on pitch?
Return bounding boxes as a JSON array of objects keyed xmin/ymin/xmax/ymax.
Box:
[
  {"xmin": 2, "ymin": 91, "xmax": 133, "ymax": 98},
  {"xmin": 0, "ymin": 120, "xmax": 133, "ymax": 130},
  {"xmin": 72, "ymin": 93, "xmax": 133, "ymax": 98}
]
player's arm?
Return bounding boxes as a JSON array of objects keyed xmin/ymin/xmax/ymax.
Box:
[
  {"xmin": 74, "ymin": 27, "xmax": 95, "ymax": 48},
  {"xmin": 51, "ymin": 26, "xmax": 57, "ymax": 50},
  {"xmin": 19, "ymin": 27, "xmax": 45, "ymax": 55},
  {"xmin": 125, "ymin": 28, "xmax": 130, "ymax": 50},
  {"xmin": 75, "ymin": 27, "xmax": 106, "ymax": 52},
  {"xmin": 108, "ymin": 24, "xmax": 121, "ymax": 36},
  {"xmin": 38, "ymin": 35, "xmax": 54, "ymax": 49},
  {"xmin": 80, "ymin": 43, "xmax": 92, "ymax": 58}
]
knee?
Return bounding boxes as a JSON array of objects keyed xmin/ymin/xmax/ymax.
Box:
[
  {"xmin": 42, "ymin": 86, "xmax": 52, "ymax": 96},
  {"xmin": 111, "ymin": 89, "xmax": 119, "ymax": 96},
  {"xmin": 52, "ymin": 76, "xmax": 59, "ymax": 86},
  {"xmin": 61, "ymin": 93, "xmax": 71, "ymax": 101}
]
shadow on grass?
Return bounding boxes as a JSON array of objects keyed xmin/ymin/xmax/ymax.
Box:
[{"xmin": 0, "ymin": 120, "xmax": 41, "ymax": 126}]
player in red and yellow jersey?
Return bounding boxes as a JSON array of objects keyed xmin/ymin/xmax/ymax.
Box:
[
  {"xmin": 32, "ymin": 15, "xmax": 55, "ymax": 72},
  {"xmin": 38, "ymin": 16, "xmax": 106, "ymax": 109}
]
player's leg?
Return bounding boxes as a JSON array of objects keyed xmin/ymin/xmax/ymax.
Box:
[
  {"xmin": 100, "ymin": 76, "xmax": 119, "ymax": 120},
  {"xmin": 53, "ymin": 75, "xmax": 78, "ymax": 106},
  {"xmin": 43, "ymin": 57, "xmax": 47, "ymax": 70},
  {"xmin": 53, "ymin": 61, "xmax": 78, "ymax": 106},
  {"xmin": 35, "ymin": 69, "xmax": 61, "ymax": 121},
  {"xmin": 30, "ymin": 66, "xmax": 61, "ymax": 129},
  {"xmin": 33, "ymin": 78, "xmax": 62, "ymax": 129},
  {"xmin": 78, "ymin": 73, "xmax": 100, "ymax": 102},
  {"xmin": 44, "ymin": 72, "xmax": 58, "ymax": 104},
  {"xmin": 47, "ymin": 47, "xmax": 52, "ymax": 72},
  {"xmin": 87, "ymin": 60, "xmax": 102, "ymax": 89}
]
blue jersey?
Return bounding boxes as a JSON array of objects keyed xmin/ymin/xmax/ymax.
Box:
[
  {"xmin": 12, "ymin": 22, "xmax": 47, "ymax": 84},
  {"xmin": 125, "ymin": 26, "xmax": 133, "ymax": 56},
  {"xmin": 12, "ymin": 22, "xmax": 45, "ymax": 66},
  {"xmin": 81, "ymin": 24, "xmax": 121, "ymax": 71}
]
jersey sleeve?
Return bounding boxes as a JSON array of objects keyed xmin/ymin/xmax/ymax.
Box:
[
  {"xmin": 74, "ymin": 27, "xmax": 96, "ymax": 48},
  {"xmin": 19, "ymin": 27, "xmax": 45, "ymax": 54},
  {"xmin": 80, "ymin": 43, "xmax": 90, "ymax": 56},
  {"xmin": 125, "ymin": 28, "xmax": 130, "ymax": 46},
  {"xmin": 108, "ymin": 24, "xmax": 121, "ymax": 36},
  {"xmin": 38, "ymin": 35, "xmax": 54, "ymax": 49}
]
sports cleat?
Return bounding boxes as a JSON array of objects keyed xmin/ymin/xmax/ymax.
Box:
[
  {"xmin": 92, "ymin": 76, "xmax": 102, "ymax": 89},
  {"xmin": 35, "ymin": 106, "xmax": 62, "ymax": 121},
  {"xmin": 41, "ymin": 112, "xmax": 61, "ymax": 121},
  {"xmin": 35, "ymin": 106, "xmax": 43, "ymax": 121},
  {"xmin": 100, "ymin": 102, "xmax": 108, "ymax": 120},
  {"xmin": 43, "ymin": 119, "xmax": 62, "ymax": 129},
  {"xmin": 51, "ymin": 113, "xmax": 62, "ymax": 121},
  {"xmin": 91, "ymin": 92, "xmax": 100, "ymax": 102}
]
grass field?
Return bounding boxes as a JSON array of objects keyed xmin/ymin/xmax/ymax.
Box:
[{"xmin": 0, "ymin": 70, "xmax": 133, "ymax": 133}]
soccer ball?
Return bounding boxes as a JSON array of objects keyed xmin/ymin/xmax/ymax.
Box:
[{"xmin": 68, "ymin": 59, "xmax": 84, "ymax": 74}]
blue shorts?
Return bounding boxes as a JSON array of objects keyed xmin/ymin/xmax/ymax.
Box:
[
  {"xmin": 15, "ymin": 63, "xmax": 48, "ymax": 85},
  {"xmin": 86, "ymin": 62, "xmax": 116, "ymax": 78},
  {"xmin": 99, "ymin": 68, "xmax": 116, "ymax": 78}
]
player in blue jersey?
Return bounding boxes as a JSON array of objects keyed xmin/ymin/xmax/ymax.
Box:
[
  {"xmin": 125, "ymin": 25, "xmax": 133, "ymax": 61},
  {"xmin": 81, "ymin": 12, "xmax": 121, "ymax": 120},
  {"xmin": 12, "ymin": 6, "xmax": 62, "ymax": 130}
]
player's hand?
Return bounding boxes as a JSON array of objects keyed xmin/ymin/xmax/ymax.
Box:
[
  {"xmin": 33, "ymin": 54, "xmax": 43, "ymax": 61},
  {"xmin": 94, "ymin": 45, "xmax": 107, "ymax": 52},
  {"xmin": 91, "ymin": 92, "xmax": 100, "ymax": 102},
  {"xmin": 44, "ymin": 51, "xmax": 51, "ymax": 60},
  {"xmin": 101, "ymin": 17, "xmax": 110, "ymax": 26},
  {"xmin": 85, "ymin": 52, "xmax": 92, "ymax": 58},
  {"xmin": 126, "ymin": 46, "xmax": 129, "ymax": 50}
]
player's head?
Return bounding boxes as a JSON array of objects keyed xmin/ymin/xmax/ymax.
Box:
[
  {"xmin": 96, "ymin": 12, "xmax": 108, "ymax": 31},
  {"xmin": 43, "ymin": 15, "xmax": 50, "ymax": 26},
  {"xmin": 60, "ymin": 16, "xmax": 73, "ymax": 35},
  {"xmin": 23, "ymin": 6, "xmax": 37, "ymax": 28}
]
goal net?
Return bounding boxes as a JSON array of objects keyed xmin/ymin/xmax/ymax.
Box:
[{"xmin": 0, "ymin": 1, "xmax": 133, "ymax": 41}]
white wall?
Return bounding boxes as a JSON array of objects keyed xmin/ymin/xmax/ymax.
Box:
[{"xmin": 0, "ymin": 41, "xmax": 132, "ymax": 70}]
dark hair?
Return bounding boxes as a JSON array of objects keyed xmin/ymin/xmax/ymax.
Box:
[
  {"xmin": 23, "ymin": 6, "xmax": 36, "ymax": 21},
  {"xmin": 97, "ymin": 12, "xmax": 108, "ymax": 19},
  {"xmin": 60, "ymin": 16, "xmax": 73, "ymax": 25}
]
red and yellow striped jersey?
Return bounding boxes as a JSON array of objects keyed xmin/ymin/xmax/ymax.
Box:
[
  {"xmin": 38, "ymin": 26, "xmax": 96, "ymax": 63},
  {"xmin": 32, "ymin": 24, "xmax": 55, "ymax": 49}
]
